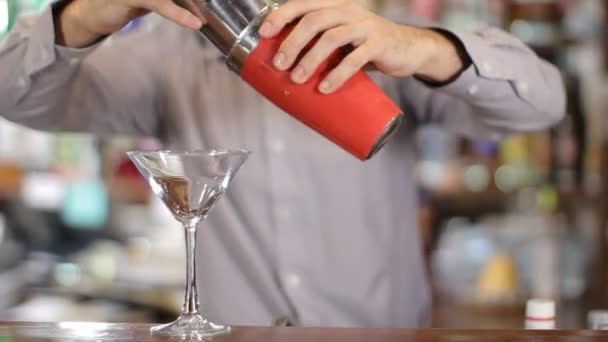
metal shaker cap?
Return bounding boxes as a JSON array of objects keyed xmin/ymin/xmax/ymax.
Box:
[{"xmin": 174, "ymin": 0, "xmax": 284, "ymax": 72}]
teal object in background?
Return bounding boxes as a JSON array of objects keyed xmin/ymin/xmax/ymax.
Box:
[
  {"xmin": 61, "ymin": 180, "xmax": 109, "ymax": 230},
  {"xmin": 0, "ymin": 0, "xmax": 16, "ymax": 37},
  {"xmin": 1, "ymin": 0, "xmax": 49, "ymax": 38},
  {"xmin": 30, "ymin": 0, "xmax": 46, "ymax": 11},
  {"xmin": 18, "ymin": 0, "xmax": 48, "ymax": 13}
]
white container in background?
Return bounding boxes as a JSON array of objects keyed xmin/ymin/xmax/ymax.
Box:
[
  {"xmin": 588, "ymin": 310, "xmax": 608, "ymax": 330},
  {"xmin": 0, "ymin": 119, "xmax": 24, "ymax": 163},
  {"xmin": 525, "ymin": 299, "xmax": 556, "ymax": 330},
  {"xmin": 21, "ymin": 172, "xmax": 66, "ymax": 211},
  {"xmin": 0, "ymin": 118, "xmax": 56, "ymax": 169}
]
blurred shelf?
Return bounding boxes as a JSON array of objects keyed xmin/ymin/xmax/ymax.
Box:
[
  {"xmin": 0, "ymin": 174, "xmax": 150, "ymax": 204},
  {"xmin": 429, "ymin": 190, "xmax": 511, "ymax": 219},
  {"xmin": 0, "ymin": 164, "xmax": 24, "ymax": 197}
]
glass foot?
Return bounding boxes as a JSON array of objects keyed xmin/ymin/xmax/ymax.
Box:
[{"xmin": 150, "ymin": 314, "xmax": 231, "ymax": 338}]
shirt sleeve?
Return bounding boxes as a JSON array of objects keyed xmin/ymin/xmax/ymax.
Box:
[
  {"xmin": 398, "ymin": 24, "xmax": 566, "ymax": 140},
  {"xmin": 0, "ymin": 4, "xmax": 163, "ymax": 137}
]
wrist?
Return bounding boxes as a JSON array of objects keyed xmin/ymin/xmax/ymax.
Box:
[
  {"xmin": 415, "ymin": 28, "xmax": 468, "ymax": 84},
  {"xmin": 55, "ymin": 1, "xmax": 103, "ymax": 48}
]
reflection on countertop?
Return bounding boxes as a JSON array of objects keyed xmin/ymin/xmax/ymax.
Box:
[{"xmin": 1, "ymin": 321, "xmax": 608, "ymax": 342}]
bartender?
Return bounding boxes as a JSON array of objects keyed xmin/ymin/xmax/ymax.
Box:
[{"xmin": 0, "ymin": 0, "xmax": 564, "ymax": 328}]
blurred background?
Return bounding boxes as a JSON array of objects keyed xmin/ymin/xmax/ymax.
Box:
[{"xmin": 1, "ymin": 0, "xmax": 607, "ymax": 330}]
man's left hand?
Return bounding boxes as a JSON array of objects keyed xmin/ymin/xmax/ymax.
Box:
[{"xmin": 259, "ymin": 0, "xmax": 466, "ymax": 94}]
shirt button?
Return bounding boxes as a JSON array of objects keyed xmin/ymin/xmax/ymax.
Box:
[
  {"xmin": 271, "ymin": 140, "xmax": 286, "ymax": 154},
  {"xmin": 517, "ymin": 81, "xmax": 529, "ymax": 94},
  {"xmin": 284, "ymin": 273, "xmax": 301, "ymax": 289},
  {"xmin": 16, "ymin": 77, "xmax": 27, "ymax": 88},
  {"xmin": 68, "ymin": 58, "xmax": 79, "ymax": 66},
  {"xmin": 40, "ymin": 49, "xmax": 49, "ymax": 62},
  {"xmin": 468, "ymin": 84, "xmax": 479, "ymax": 95},
  {"xmin": 482, "ymin": 62, "xmax": 492, "ymax": 73}
]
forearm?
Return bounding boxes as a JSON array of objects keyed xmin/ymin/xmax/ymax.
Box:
[
  {"xmin": 55, "ymin": 0, "xmax": 105, "ymax": 48},
  {"xmin": 0, "ymin": 7, "xmax": 87, "ymax": 129},
  {"xmin": 0, "ymin": 0, "xmax": 107, "ymax": 128},
  {"xmin": 52, "ymin": 0, "xmax": 203, "ymax": 48},
  {"xmin": 0, "ymin": 6, "xmax": 162, "ymax": 135}
]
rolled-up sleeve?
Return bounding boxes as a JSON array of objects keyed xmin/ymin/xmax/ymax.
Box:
[
  {"xmin": 398, "ymin": 24, "xmax": 566, "ymax": 140},
  {"xmin": 0, "ymin": 5, "xmax": 163, "ymax": 136},
  {"xmin": 3, "ymin": 6, "xmax": 95, "ymax": 108}
]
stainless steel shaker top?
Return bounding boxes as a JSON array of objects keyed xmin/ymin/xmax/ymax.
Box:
[{"xmin": 174, "ymin": 0, "xmax": 284, "ymax": 72}]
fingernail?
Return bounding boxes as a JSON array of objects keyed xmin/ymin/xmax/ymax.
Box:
[
  {"xmin": 259, "ymin": 22, "xmax": 273, "ymax": 36},
  {"xmin": 188, "ymin": 16, "xmax": 203, "ymax": 29},
  {"xmin": 274, "ymin": 52, "xmax": 286, "ymax": 69},
  {"xmin": 291, "ymin": 66, "xmax": 305, "ymax": 83},
  {"xmin": 319, "ymin": 80, "xmax": 332, "ymax": 94}
]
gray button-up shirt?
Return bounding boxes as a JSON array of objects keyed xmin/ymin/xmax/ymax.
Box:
[{"xmin": 0, "ymin": 6, "xmax": 564, "ymax": 328}]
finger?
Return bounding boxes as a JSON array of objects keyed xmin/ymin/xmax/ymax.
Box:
[
  {"xmin": 291, "ymin": 24, "xmax": 366, "ymax": 83},
  {"xmin": 139, "ymin": 0, "xmax": 203, "ymax": 29},
  {"xmin": 172, "ymin": 0, "xmax": 206, "ymax": 22},
  {"xmin": 319, "ymin": 43, "xmax": 374, "ymax": 94},
  {"xmin": 274, "ymin": 8, "xmax": 350, "ymax": 71},
  {"xmin": 260, "ymin": 0, "xmax": 340, "ymax": 38}
]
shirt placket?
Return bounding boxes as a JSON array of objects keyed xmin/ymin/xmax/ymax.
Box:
[{"xmin": 262, "ymin": 101, "xmax": 309, "ymax": 324}]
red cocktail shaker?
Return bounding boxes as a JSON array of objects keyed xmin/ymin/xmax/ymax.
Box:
[{"xmin": 176, "ymin": 0, "xmax": 404, "ymax": 160}]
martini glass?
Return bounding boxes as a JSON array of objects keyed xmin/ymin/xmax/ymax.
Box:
[{"xmin": 127, "ymin": 149, "xmax": 250, "ymax": 338}]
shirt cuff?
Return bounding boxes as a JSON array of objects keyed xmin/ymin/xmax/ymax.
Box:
[
  {"xmin": 433, "ymin": 28, "xmax": 533, "ymax": 102},
  {"xmin": 415, "ymin": 28, "xmax": 472, "ymax": 88},
  {"xmin": 449, "ymin": 28, "xmax": 521, "ymax": 81},
  {"xmin": 434, "ymin": 64, "xmax": 482, "ymax": 97},
  {"xmin": 24, "ymin": 2, "xmax": 100, "ymax": 75}
]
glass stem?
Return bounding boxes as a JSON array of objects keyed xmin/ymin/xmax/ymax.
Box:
[{"xmin": 183, "ymin": 222, "xmax": 200, "ymax": 315}]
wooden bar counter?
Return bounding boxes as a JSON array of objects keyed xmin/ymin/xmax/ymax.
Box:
[{"xmin": 1, "ymin": 321, "xmax": 608, "ymax": 341}]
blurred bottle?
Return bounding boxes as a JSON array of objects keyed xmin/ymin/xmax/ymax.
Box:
[
  {"xmin": 506, "ymin": 0, "xmax": 562, "ymax": 55},
  {"xmin": 511, "ymin": 187, "xmax": 561, "ymax": 300},
  {"xmin": 558, "ymin": 225, "xmax": 588, "ymax": 300},
  {"xmin": 442, "ymin": 0, "xmax": 494, "ymax": 32},
  {"xmin": 475, "ymin": 252, "xmax": 519, "ymax": 305},
  {"xmin": 407, "ymin": 0, "xmax": 442, "ymax": 21},
  {"xmin": 432, "ymin": 218, "xmax": 498, "ymax": 302},
  {"xmin": 60, "ymin": 137, "xmax": 109, "ymax": 231}
]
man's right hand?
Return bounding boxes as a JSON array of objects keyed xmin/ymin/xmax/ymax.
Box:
[{"xmin": 56, "ymin": 0, "xmax": 204, "ymax": 48}]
